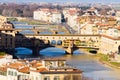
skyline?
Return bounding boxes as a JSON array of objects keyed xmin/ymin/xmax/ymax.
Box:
[{"xmin": 1, "ymin": 0, "xmax": 120, "ymax": 4}]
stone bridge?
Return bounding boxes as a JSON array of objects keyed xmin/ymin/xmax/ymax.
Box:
[
  {"xmin": 15, "ymin": 34, "xmax": 99, "ymax": 56},
  {"xmin": 14, "ymin": 28, "xmax": 58, "ymax": 35}
]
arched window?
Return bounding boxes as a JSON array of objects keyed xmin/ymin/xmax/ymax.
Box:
[
  {"xmin": 54, "ymin": 76, "xmax": 60, "ymax": 80},
  {"xmin": 44, "ymin": 76, "xmax": 50, "ymax": 80}
]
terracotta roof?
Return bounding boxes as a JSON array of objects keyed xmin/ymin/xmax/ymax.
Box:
[
  {"xmin": 0, "ymin": 56, "xmax": 4, "ymax": 59},
  {"xmin": 116, "ymin": 25, "xmax": 120, "ymax": 30},
  {"xmin": 31, "ymin": 67, "xmax": 48, "ymax": 72},
  {"xmin": 32, "ymin": 62, "xmax": 43, "ymax": 68},
  {"xmin": 18, "ymin": 66, "xmax": 30, "ymax": 73},
  {"xmin": 8, "ymin": 62, "xmax": 25, "ymax": 69},
  {"xmin": 107, "ymin": 17, "xmax": 116, "ymax": 21},
  {"xmin": 97, "ymin": 23, "xmax": 109, "ymax": 27},
  {"xmin": 0, "ymin": 66, "xmax": 7, "ymax": 72}
]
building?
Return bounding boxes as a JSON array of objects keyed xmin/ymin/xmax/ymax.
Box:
[
  {"xmin": 63, "ymin": 8, "xmax": 80, "ymax": 31},
  {"xmin": 41, "ymin": 58, "xmax": 82, "ymax": 80},
  {"xmin": 33, "ymin": 8, "xmax": 62, "ymax": 24},
  {"xmin": 0, "ymin": 58, "xmax": 83, "ymax": 80},
  {"xmin": 0, "ymin": 15, "xmax": 15, "ymax": 49},
  {"xmin": 100, "ymin": 35, "xmax": 120, "ymax": 54}
]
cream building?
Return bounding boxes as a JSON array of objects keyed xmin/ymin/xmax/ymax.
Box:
[
  {"xmin": 0, "ymin": 15, "xmax": 7, "ymax": 24},
  {"xmin": 99, "ymin": 35, "xmax": 120, "ymax": 54},
  {"xmin": 63, "ymin": 8, "xmax": 80, "ymax": 31},
  {"xmin": 33, "ymin": 8, "xmax": 62, "ymax": 24}
]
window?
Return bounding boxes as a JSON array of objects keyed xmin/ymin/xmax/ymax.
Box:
[
  {"xmin": 54, "ymin": 76, "xmax": 60, "ymax": 80},
  {"xmin": 44, "ymin": 76, "xmax": 50, "ymax": 80},
  {"xmin": 14, "ymin": 72, "xmax": 17, "ymax": 76},
  {"xmin": 11, "ymin": 71, "xmax": 13, "ymax": 76},
  {"xmin": 8, "ymin": 71, "xmax": 11, "ymax": 75}
]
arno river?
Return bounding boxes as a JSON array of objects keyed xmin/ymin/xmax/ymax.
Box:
[
  {"xmin": 13, "ymin": 22, "xmax": 120, "ymax": 80},
  {"xmin": 15, "ymin": 47, "xmax": 120, "ymax": 80}
]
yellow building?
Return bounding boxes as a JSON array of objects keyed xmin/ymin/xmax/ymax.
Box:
[
  {"xmin": 0, "ymin": 15, "xmax": 7, "ymax": 24},
  {"xmin": 0, "ymin": 15, "xmax": 15, "ymax": 49}
]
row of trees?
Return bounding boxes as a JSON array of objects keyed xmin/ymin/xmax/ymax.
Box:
[
  {"xmin": 0, "ymin": 3, "xmax": 111, "ymax": 17},
  {"xmin": 0, "ymin": 3, "xmax": 40, "ymax": 17}
]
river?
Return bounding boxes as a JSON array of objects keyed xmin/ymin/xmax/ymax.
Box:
[{"xmin": 15, "ymin": 47, "xmax": 120, "ymax": 80}]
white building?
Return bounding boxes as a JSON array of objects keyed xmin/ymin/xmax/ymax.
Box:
[
  {"xmin": 63, "ymin": 8, "xmax": 80, "ymax": 31},
  {"xmin": 33, "ymin": 8, "xmax": 62, "ymax": 24}
]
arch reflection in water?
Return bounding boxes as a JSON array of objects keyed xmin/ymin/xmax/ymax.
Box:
[
  {"xmin": 15, "ymin": 47, "xmax": 81, "ymax": 58},
  {"xmin": 40, "ymin": 47, "xmax": 66, "ymax": 57},
  {"xmin": 73, "ymin": 49, "xmax": 81, "ymax": 55},
  {"xmin": 15, "ymin": 47, "xmax": 32, "ymax": 55}
]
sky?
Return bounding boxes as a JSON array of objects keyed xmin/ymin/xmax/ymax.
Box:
[{"xmin": 0, "ymin": 0, "xmax": 120, "ymax": 3}]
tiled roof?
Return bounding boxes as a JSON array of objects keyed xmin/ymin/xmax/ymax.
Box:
[
  {"xmin": 32, "ymin": 62, "xmax": 43, "ymax": 68},
  {"xmin": 31, "ymin": 67, "xmax": 48, "ymax": 72},
  {"xmin": 116, "ymin": 25, "xmax": 120, "ymax": 30},
  {"xmin": 18, "ymin": 66, "xmax": 30, "ymax": 73},
  {"xmin": 0, "ymin": 56, "xmax": 4, "ymax": 59},
  {"xmin": 0, "ymin": 66, "xmax": 7, "ymax": 72},
  {"xmin": 8, "ymin": 62, "xmax": 25, "ymax": 69}
]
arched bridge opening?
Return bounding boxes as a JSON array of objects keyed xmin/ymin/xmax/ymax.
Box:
[
  {"xmin": 50, "ymin": 40, "xmax": 62, "ymax": 46},
  {"xmin": 40, "ymin": 47, "xmax": 66, "ymax": 57}
]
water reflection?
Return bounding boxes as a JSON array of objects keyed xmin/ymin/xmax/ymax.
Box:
[
  {"xmin": 40, "ymin": 47, "xmax": 66, "ymax": 57},
  {"xmin": 15, "ymin": 47, "xmax": 32, "ymax": 55}
]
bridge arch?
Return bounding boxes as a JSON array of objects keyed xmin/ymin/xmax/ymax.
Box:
[
  {"xmin": 57, "ymin": 40, "xmax": 62, "ymax": 45},
  {"xmin": 40, "ymin": 47, "xmax": 66, "ymax": 56},
  {"xmin": 51, "ymin": 40, "xmax": 57, "ymax": 45},
  {"xmin": 15, "ymin": 47, "xmax": 32, "ymax": 55}
]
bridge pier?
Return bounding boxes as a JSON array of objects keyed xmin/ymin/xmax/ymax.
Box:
[
  {"xmin": 65, "ymin": 40, "xmax": 74, "ymax": 55},
  {"xmin": 32, "ymin": 46, "xmax": 40, "ymax": 56},
  {"xmin": 65, "ymin": 47, "xmax": 73, "ymax": 55}
]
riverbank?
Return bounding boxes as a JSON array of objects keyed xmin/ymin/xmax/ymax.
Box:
[
  {"xmin": 96, "ymin": 53, "xmax": 120, "ymax": 69},
  {"xmin": 80, "ymin": 49, "xmax": 120, "ymax": 69}
]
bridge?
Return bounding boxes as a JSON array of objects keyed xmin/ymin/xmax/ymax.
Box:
[
  {"xmin": 14, "ymin": 24, "xmax": 68, "ymax": 35},
  {"xmin": 14, "ymin": 28, "xmax": 59, "ymax": 35},
  {"xmin": 15, "ymin": 34, "xmax": 100, "ymax": 56}
]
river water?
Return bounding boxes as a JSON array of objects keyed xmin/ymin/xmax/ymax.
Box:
[{"xmin": 15, "ymin": 47, "xmax": 120, "ymax": 80}]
